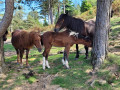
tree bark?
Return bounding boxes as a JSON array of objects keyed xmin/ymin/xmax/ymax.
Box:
[
  {"xmin": 48, "ymin": 0, "xmax": 54, "ymax": 24},
  {"xmin": 63, "ymin": 0, "xmax": 65, "ymax": 14},
  {"xmin": 0, "ymin": 0, "xmax": 14, "ymax": 74},
  {"xmin": 0, "ymin": 38, "xmax": 6, "ymax": 74},
  {"xmin": 92, "ymin": 0, "xmax": 112, "ymax": 70},
  {"xmin": 58, "ymin": 3, "xmax": 60, "ymax": 16},
  {"xmin": 63, "ymin": 4, "xmax": 65, "ymax": 14}
]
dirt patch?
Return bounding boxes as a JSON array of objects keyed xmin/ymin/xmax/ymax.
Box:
[
  {"xmin": 1, "ymin": 60, "xmax": 66, "ymax": 90},
  {"xmin": 17, "ymin": 73, "xmax": 66, "ymax": 90},
  {"xmin": 4, "ymin": 51, "xmax": 16, "ymax": 57}
]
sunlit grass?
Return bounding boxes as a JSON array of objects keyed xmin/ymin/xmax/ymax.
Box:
[{"xmin": 1, "ymin": 17, "xmax": 120, "ymax": 89}]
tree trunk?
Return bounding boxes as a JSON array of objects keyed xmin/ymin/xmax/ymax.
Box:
[
  {"xmin": 48, "ymin": 0, "xmax": 54, "ymax": 25},
  {"xmin": 0, "ymin": 38, "xmax": 7, "ymax": 73},
  {"xmin": 50, "ymin": 7, "xmax": 54, "ymax": 24},
  {"xmin": 0, "ymin": 0, "xmax": 14, "ymax": 74},
  {"xmin": 63, "ymin": 4, "xmax": 65, "ymax": 14},
  {"xmin": 92, "ymin": 0, "xmax": 112, "ymax": 70},
  {"xmin": 63, "ymin": 0, "xmax": 65, "ymax": 14},
  {"xmin": 58, "ymin": 3, "xmax": 60, "ymax": 16},
  {"xmin": 48, "ymin": 0, "xmax": 50, "ymax": 25}
]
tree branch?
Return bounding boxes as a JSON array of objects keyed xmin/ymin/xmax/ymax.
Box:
[{"xmin": 0, "ymin": 0, "xmax": 14, "ymax": 37}]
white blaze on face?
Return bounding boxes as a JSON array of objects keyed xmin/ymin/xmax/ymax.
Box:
[
  {"xmin": 46, "ymin": 60, "xmax": 50, "ymax": 68},
  {"xmin": 43, "ymin": 57, "xmax": 46, "ymax": 70}
]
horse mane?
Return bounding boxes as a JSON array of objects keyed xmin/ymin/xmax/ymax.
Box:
[{"xmin": 64, "ymin": 14, "xmax": 86, "ymax": 38}]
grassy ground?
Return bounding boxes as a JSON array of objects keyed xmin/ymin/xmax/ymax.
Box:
[{"xmin": 0, "ymin": 16, "xmax": 120, "ymax": 90}]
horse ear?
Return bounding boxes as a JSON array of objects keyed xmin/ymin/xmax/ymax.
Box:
[{"xmin": 66, "ymin": 11, "xmax": 68, "ymax": 15}]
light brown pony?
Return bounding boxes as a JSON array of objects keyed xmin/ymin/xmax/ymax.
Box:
[
  {"xmin": 41, "ymin": 30, "xmax": 92, "ymax": 69},
  {"xmin": 11, "ymin": 30, "xmax": 42, "ymax": 67}
]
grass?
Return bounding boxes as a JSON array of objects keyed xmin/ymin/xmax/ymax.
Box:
[
  {"xmin": 110, "ymin": 17, "xmax": 120, "ymax": 38},
  {"xmin": 1, "ymin": 16, "xmax": 120, "ymax": 89}
]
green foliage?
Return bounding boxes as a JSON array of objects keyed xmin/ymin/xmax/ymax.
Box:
[
  {"xmin": 11, "ymin": 10, "xmax": 25, "ymax": 30},
  {"xmin": 43, "ymin": 20, "xmax": 48, "ymax": 26},
  {"xmin": 10, "ymin": 10, "xmax": 42, "ymax": 30},
  {"xmin": 112, "ymin": 0, "xmax": 120, "ymax": 16},
  {"xmin": 76, "ymin": 7, "xmax": 96, "ymax": 20},
  {"xmin": 72, "ymin": 4, "xmax": 81, "ymax": 16},
  {"xmin": 110, "ymin": 17, "xmax": 120, "ymax": 38},
  {"xmin": 87, "ymin": 0, "xmax": 97, "ymax": 6},
  {"xmin": 81, "ymin": 0, "xmax": 92, "ymax": 13},
  {"xmin": 28, "ymin": 11, "xmax": 39, "ymax": 20}
]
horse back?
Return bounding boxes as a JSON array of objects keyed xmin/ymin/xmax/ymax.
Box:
[
  {"xmin": 85, "ymin": 20, "xmax": 95, "ymax": 39},
  {"xmin": 11, "ymin": 30, "xmax": 31, "ymax": 49},
  {"xmin": 42, "ymin": 31, "xmax": 75, "ymax": 47}
]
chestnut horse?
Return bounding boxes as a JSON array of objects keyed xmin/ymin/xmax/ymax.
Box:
[
  {"xmin": 41, "ymin": 30, "xmax": 92, "ymax": 70},
  {"xmin": 11, "ymin": 30, "xmax": 42, "ymax": 67}
]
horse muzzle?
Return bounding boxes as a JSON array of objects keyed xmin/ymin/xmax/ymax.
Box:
[
  {"xmin": 3, "ymin": 37, "xmax": 7, "ymax": 41},
  {"xmin": 37, "ymin": 48, "xmax": 42, "ymax": 52},
  {"xmin": 54, "ymin": 28, "xmax": 59, "ymax": 32}
]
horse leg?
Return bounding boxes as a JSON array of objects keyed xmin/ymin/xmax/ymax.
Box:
[
  {"xmin": 20, "ymin": 49, "xmax": 24, "ymax": 67},
  {"xmin": 43, "ymin": 46, "xmax": 51, "ymax": 70},
  {"xmin": 75, "ymin": 44, "xmax": 79, "ymax": 60},
  {"xmin": 62, "ymin": 55, "xmax": 65, "ymax": 65},
  {"xmin": 26, "ymin": 49, "xmax": 30, "ymax": 68},
  {"xmin": 15, "ymin": 48, "xmax": 20, "ymax": 64},
  {"xmin": 84, "ymin": 46, "xmax": 89, "ymax": 59},
  {"xmin": 64, "ymin": 45, "xmax": 70, "ymax": 69}
]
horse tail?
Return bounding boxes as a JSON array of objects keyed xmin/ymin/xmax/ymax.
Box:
[
  {"xmin": 41, "ymin": 35, "xmax": 43, "ymax": 46},
  {"xmin": 12, "ymin": 32, "xmax": 14, "ymax": 37}
]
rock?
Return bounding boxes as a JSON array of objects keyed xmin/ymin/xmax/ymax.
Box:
[{"xmin": 99, "ymin": 79, "xmax": 107, "ymax": 85}]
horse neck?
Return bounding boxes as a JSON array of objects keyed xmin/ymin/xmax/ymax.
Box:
[
  {"xmin": 66, "ymin": 16, "xmax": 72, "ymax": 29},
  {"xmin": 75, "ymin": 39, "xmax": 91, "ymax": 47},
  {"xmin": 67, "ymin": 17, "xmax": 85, "ymax": 34}
]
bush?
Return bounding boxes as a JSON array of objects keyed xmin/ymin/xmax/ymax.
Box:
[
  {"xmin": 81, "ymin": 0, "xmax": 92, "ymax": 13},
  {"xmin": 76, "ymin": 7, "xmax": 96, "ymax": 21},
  {"xmin": 112, "ymin": 0, "xmax": 120, "ymax": 16}
]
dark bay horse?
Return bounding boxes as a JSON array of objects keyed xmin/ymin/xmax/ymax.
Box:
[
  {"xmin": 41, "ymin": 30, "xmax": 92, "ymax": 70},
  {"xmin": 54, "ymin": 13, "xmax": 95, "ymax": 59},
  {"xmin": 54, "ymin": 13, "xmax": 88, "ymax": 39},
  {"xmin": 11, "ymin": 30, "xmax": 42, "ymax": 67},
  {"xmin": 54, "ymin": 12, "xmax": 113, "ymax": 59}
]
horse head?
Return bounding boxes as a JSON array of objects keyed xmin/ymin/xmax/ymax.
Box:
[
  {"xmin": 54, "ymin": 13, "xmax": 69, "ymax": 32},
  {"xmin": 30, "ymin": 31, "xmax": 42, "ymax": 52},
  {"xmin": 3, "ymin": 30, "xmax": 8, "ymax": 41}
]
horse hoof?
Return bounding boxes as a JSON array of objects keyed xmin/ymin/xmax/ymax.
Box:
[
  {"xmin": 26, "ymin": 65, "xmax": 31, "ymax": 68},
  {"xmin": 47, "ymin": 66, "xmax": 50, "ymax": 69},
  {"xmin": 17, "ymin": 69, "xmax": 21, "ymax": 72},
  {"xmin": 43, "ymin": 67, "xmax": 46, "ymax": 70},
  {"xmin": 75, "ymin": 58, "xmax": 79, "ymax": 60},
  {"xmin": 65, "ymin": 65, "xmax": 70, "ymax": 69},
  {"xmin": 17, "ymin": 62, "xmax": 20, "ymax": 65},
  {"xmin": 66, "ymin": 67, "xmax": 71, "ymax": 69},
  {"xmin": 19, "ymin": 64, "xmax": 23, "ymax": 69}
]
